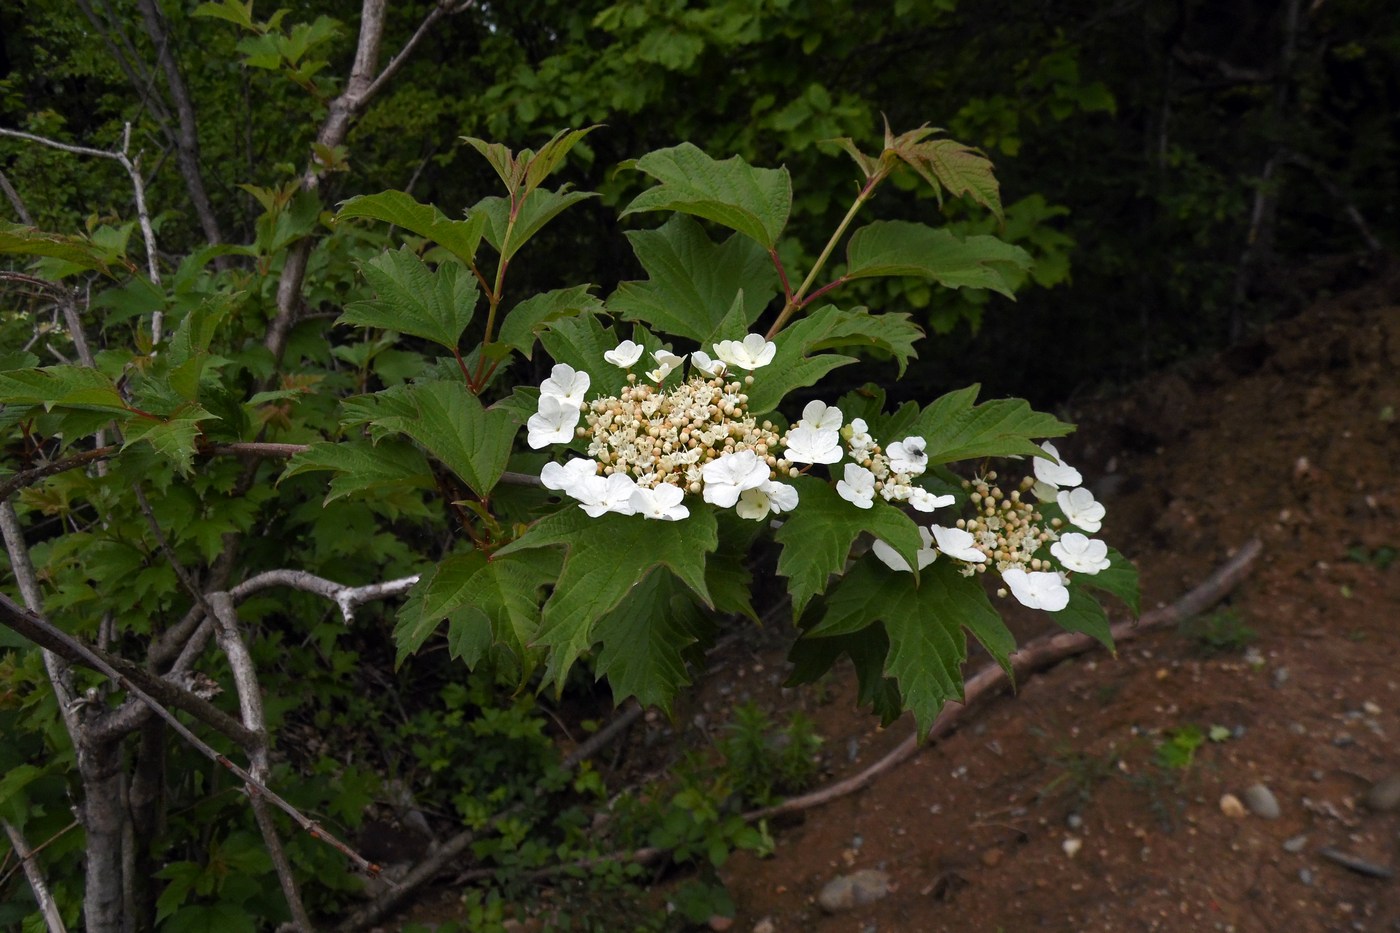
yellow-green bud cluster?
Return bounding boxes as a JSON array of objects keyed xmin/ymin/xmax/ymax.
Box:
[
  {"xmin": 581, "ymin": 374, "xmax": 787, "ymax": 492},
  {"xmin": 954, "ymin": 472, "xmax": 1059, "ymax": 575}
]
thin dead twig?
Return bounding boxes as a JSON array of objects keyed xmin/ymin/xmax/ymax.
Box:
[{"xmin": 2, "ymin": 820, "xmax": 67, "ymax": 933}]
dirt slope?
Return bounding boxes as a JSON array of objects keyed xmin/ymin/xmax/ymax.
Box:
[{"xmin": 716, "ymin": 267, "xmax": 1400, "ymax": 932}]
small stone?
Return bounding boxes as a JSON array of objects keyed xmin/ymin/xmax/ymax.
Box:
[
  {"xmin": 752, "ymin": 920, "xmax": 775, "ymax": 933},
  {"xmin": 982, "ymin": 847, "xmax": 1004, "ymax": 867},
  {"xmin": 1333, "ymin": 734, "xmax": 1356, "ymax": 748},
  {"xmin": 1243, "ymin": 784, "xmax": 1281, "ymax": 819},
  {"xmin": 1299, "ymin": 868, "xmax": 1313, "ymax": 885},
  {"xmin": 1283, "ymin": 834, "xmax": 1308, "ymax": 854},
  {"xmin": 1220, "ymin": 793, "xmax": 1247, "ymax": 818},
  {"xmin": 817, "ymin": 869, "xmax": 891, "ymax": 913},
  {"xmin": 1362, "ymin": 700, "xmax": 1382, "ymax": 716},
  {"xmin": 1066, "ymin": 813, "xmax": 1084, "ymax": 830},
  {"xmin": 1273, "ymin": 667, "xmax": 1290, "ymax": 686},
  {"xmin": 1362, "ymin": 773, "xmax": 1400, "ymax": 812},
  {"xmin": 708, "ymin": 915, "xmax": 734, "ymax": 931},
  {"xmin": 1062, "ymin": 837, "xmax": 1083, "ymax": 858}
]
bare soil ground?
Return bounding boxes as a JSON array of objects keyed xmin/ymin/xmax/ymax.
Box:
[{"xmin": 702, "ymin": 267, "xmax": 1400, "ymax": 931}]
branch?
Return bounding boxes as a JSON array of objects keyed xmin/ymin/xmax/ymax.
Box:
[
  {"xmin": 265, "ymin": 0, "xmax": 473, "ymax": 363},
  {"xmin": 207, "ymin": 593, "xmax": 312, "ymax": 932},
  {"xmin": 1, "ymin": 820, "xmax": 67, "ymax": 933},
  {"xmin": 0, "ymin": 169, "xmax": 35, "ymax": 225},
  {"xmin": 228, "ymin": 569, "xmax": 419, "ymax": 622},
  {"xmin": 135, "ymin": 0, "xmax": 225, "ymax": 249},
  {"xmin": 0, "ymin": 590, "xmax": 383, "ymax": 879},
  {"xmin": 743, "ymin": 538, "xmax": 1264, "ymax": 822},
  {"xmin": 0, "ymin": 124, "xmax": 165, "ymax": 341}
]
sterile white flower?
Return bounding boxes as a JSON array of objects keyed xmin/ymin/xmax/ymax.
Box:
[
  {"xmin": 836, "ymin": 463, "xmax": 876, "ymax": 509},
  {"xmin": 646, "ymin": 349, "xmax": 687, "ymax": 383},
  {"xmin": 871, "ymin": 527, "xmax": 938, "ymax": 573},
  {"xmin": 1057, "ymin": 486, "xmax": 1106, "ymax": 533},
  {"xmin": 930, "ymin": 525, "xmax": 987, "ymax": 563},
  {"xmin": 784, "ymin": 425, "xmax": 843, "ymax": 464},
  {"xmin": 700, "ymin": 450, "xmax": 770, "ymax": 508},
  {"xmin": 1050, "ymin": 532, "xmax": 1111, "ymax": 574},
  {"xmin": 571, "ymin": 473, "xmax": 639, "ymax": 517},
  {"xmin": 1033, "ymin": 441, "xmax": 1082, "ymax": 489},
  {"xmin": 630, "ymin": 483, "xmax": 690, "ymax": 521},
  {"xmin": 712, "ymin": 333, "xmax": 776, "ymax": 371},
  {"xmin": 540, "ymin": 363, "xmax": 590, "ymax": 409},
  {"xmin": 527, "ymin": 395, "xmax": 581, "ymax": 449},
  {"xmin": 908, "ymin": 487, "xmax": 956, "ymax": 513},
  {"xmin": 886, "ymin": 436, "xmax": 928, "ymax": 476},
  {"xmin": 1031, "ymin": 480, "xmax": 1060, "ymax": 503},
  {"xmin": 1002, "ymin": 568, "xmax": 1070, "ymax": 612},
  {"xmin": 603, "ymin": 340, "xmax": 644, "ymax": 368},
  {"xmin": 690, "ymin": 350, "xmax": 726, "ymax": 377},
  {"xmin": 540, "ymin": 457, "xmax": 597, "ymax": 492},
  {"xmin": 736, "ymin": 480, "xmax": 799, "ymax": 521},
  {"xmin": 798, "ymin": 400, "xmax": 843, "ymax": 432}
]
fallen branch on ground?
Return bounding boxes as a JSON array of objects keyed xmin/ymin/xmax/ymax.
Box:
[{"xmin": 745, "ymin": 537, "xmax": 1264, "ymax": 822}]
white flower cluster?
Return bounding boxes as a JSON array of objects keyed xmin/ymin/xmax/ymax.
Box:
[
  {"xmin": 820, "ymin": 414, "xmax": 954, "ymax": 515},
  {"xmin": 866, "ymin": 442, "xmax": 1114, "ymax": 615},
  {"xmin": 534, "ymin": 334, "xmax": 800, "ymax": 522},
  {"xmin": 527, "ymin": 335, "xmax": 1115, "ymax": 613}
]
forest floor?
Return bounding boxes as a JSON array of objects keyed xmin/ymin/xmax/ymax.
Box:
[{"xmin": 684, "ymin": 264, "xmax": 1400, "ymax": 932}]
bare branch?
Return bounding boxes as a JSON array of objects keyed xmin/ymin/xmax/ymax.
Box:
[
  {"xmin": 207, "ymin": 592, "xmax": 312, "ymax": 932},
  {"xmin": 2, "ymin": 820, "xmax": 67, "ymax": 933},
  {"xmin": 0, "ymin": 590, "xmax": 382, "ymax": 877},
  {"xmin": 362, "ymin": 1, "xmax": 475, "ymax": 103},
  {"xmin": 0, "ymin": 124, "xmax": 164, "ymax": 340},
  {"xmin": 265, "ymin": 0, "xmax": 473, "ymax": 363},
  {"xmin": 228, "ymin": 569, "xmax": 419, "ymax": 622},
  {"xmin": 134, "ymin": 0, "xmax": 225, "ymax": 248},
  {"xmin": 0, "ymin": 169, "xmax": 35, "ymax": 224}
]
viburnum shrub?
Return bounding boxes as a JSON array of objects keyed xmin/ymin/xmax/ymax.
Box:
[{"xmin": 316, "ymin": 123, "xmax": 1139, "ymax": 733}]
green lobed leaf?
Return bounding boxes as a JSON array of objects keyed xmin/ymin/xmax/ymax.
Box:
[
  {"xmin": 339, "ymin": 247, "xmax": 479, "ymax": 352},
  {"xmin": 910, "ymin": 384, "xmax": 1073, "ymax": 465},
  {"xmin": 395, "ymin": 548, "xmax": 559, "ymax": 666},
  {"xmin": 607, "ymin": 215, "xmax": 779, "ymax": 344},
  {"xmin": 363, "ymin": 380, "xmax": 519, "ymax": 496},
  {"xmin": 844, "ymin": 221, "xmax": 1031, "ymax": 299},
  {"xmin": 891, "ymin": 132, "xmax": 1004, "ymax": 220},
  {"xmin": 0, "ymin": 222, "xmax": 114, "ymax": 276},
  {"xmin": 1052, "ymin": 587, "xmax": 1115, "ymax": 651},
  {"xmin": 1078, "ymin": 546, "xmax": 1140, "ymax": 616},
  {"xmin": 811, "ymin": 559, "xmax": 1013, "ymax": 735},
  {"xmin": 281, "ymin": 439, "xmax": 433, "ymax": 503},
  {"xmin": 536, "ymin": 311, "xmax": 619, "ymax": 390},
  {"xmin": 121, "ymin": 407, "xmax": 217, "ymax": 475},
  {"xmin": 335, "ymin": 190, "xmax": 487, "ymax": 265},
  {"xmin": 773, "ymin": 476, "xmax": 924, "ymax": 617},
  {"xmin": 0, "ymin": 366, "xmax": 129, "ymax": 413},
  {"xmin": 592, "ymin": 570, "xmax": 706, "ymax": 714},
  {"xmin": 495, "ymin": 506, "xmax": 718, "ymax": 693},
  {"xmin": 622, "ymin": 143, "xmax": 792, "ymax": 249},
  {"xmin": 787, "ymin": 623, "xmax": 903, "ymax": 725},
  {"xmin": 746, "ymin": 303, "xmax": 923, "ymax": 413},
  {"xmin": 498, "ymin": 285, "xmax": 605, "ymax": 359},
  {"xmin": 522, "ymin": 126, "xmax": 601, "ymax": 194},
  {"xmin": 473, "ymin": 187, "xmax": 598, "ymax": 262}
]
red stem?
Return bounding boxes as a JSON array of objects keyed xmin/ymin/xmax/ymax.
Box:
[
  {"xmin": 770, "ymin": 248, "xmax": 793, "ymax": 303},
  {"xmin": 801, "ymin": 276, "xmax": 849, "ymax": 309}
]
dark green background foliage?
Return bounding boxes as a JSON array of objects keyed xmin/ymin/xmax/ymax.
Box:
[
  {"xmin": 4, "ymin": 0, "xmax": 1396, "ymax": 395},
  {"xmin": 0, "ymin": 1, "xmax": 1395, "ymax": 929}
]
